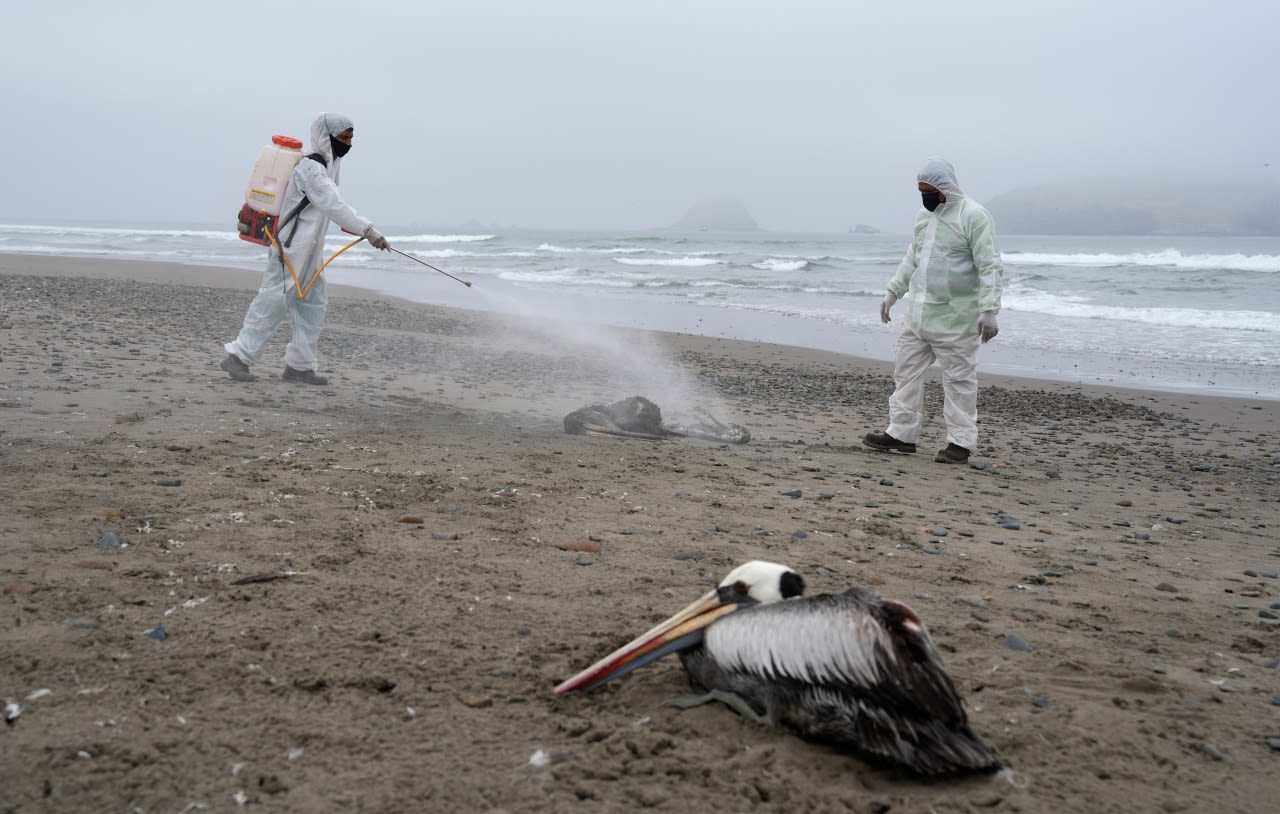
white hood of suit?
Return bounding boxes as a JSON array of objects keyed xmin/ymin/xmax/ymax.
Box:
[
  {"xmin": 308, "ymin": 112, "xmax": 353, "ymax": 177},
  {"xmin": 917, "ymin": 158, "xmax": 964, "ymax": 199}
]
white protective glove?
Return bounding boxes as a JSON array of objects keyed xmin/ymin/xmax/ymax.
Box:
[
  {"xmin": 363, "ymin": 225, "xmax": 390, "ymax": 251},
  {"xmin": 879, "ymin": 292, "xmax": 898, "ymax": 324},
  {"xmin": 978, "ymin": 310, "xmax": 999, "ymax": 343}
]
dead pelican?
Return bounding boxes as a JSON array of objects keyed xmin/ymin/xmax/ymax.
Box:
[
  {"xmin": 563, "ymin": 396, "xmax": 750, "ymax": 444},
  {"xmin": 554, "ymin": 561, "xmax": 1000, "ymax": 775}
]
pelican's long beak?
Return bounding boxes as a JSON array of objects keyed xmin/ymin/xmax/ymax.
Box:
[{"xmin": 553, "ymin": 589, "xmax": 740, "ymax": 695}]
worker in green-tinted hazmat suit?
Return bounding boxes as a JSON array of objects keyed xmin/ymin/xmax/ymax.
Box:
[
  {"xmin": 864, "ymin": 158, "xmax": 1004, "ymax": 465},
  {"xmin": 221, "ymin": 112, "xmax": 390, "ymax": 386}
]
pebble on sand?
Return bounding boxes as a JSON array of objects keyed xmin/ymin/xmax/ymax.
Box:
[{"xmin": 1004, "ymin": 632, "xmax": 1033, "ymax": 652}]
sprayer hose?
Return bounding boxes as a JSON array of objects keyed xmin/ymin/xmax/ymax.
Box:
[{"xmin": 262, "ymin": 224, "xmax": 364, "ymax": 300}]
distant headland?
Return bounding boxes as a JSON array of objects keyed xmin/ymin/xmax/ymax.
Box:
[
  {"xmin": 986, "ymin": 178, "xmax": 1280, "ymax": 236},
  {"xmin": 671, "ymin": 200, "xmax": 760, "ymax": 232}
]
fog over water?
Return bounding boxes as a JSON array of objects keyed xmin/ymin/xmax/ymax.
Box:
[{"xmin": 4, "ymin": 1, "xmax": 1276, "ymax": 232}]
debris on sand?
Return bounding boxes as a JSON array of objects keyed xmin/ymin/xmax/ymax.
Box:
[{"xmin": 563, "ymin": 395, "xmax": 749, "ymax": 444}]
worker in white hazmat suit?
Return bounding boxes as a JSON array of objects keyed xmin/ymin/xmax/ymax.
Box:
[
  {"xmin": 863, "ymin": 158, "xmax": 1003, "ymax": 465},
  {"xmin": 221, "ymin": 112, "xmax": 390, "ymax": 385}
]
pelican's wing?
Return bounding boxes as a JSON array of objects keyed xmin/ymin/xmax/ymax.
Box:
[{"xmin": 702, "ymin": 589, "xmax": 967, "ymax": 724}]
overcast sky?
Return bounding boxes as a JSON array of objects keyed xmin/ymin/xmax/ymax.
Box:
[{"xmin": 3, "ymin": 0, "xmax": 1275, "ymax": 232}]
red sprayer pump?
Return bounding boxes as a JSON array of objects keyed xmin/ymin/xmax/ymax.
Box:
[{"xmin": 236, "ymin": 135, "xmax": 305, "ymax": 245}]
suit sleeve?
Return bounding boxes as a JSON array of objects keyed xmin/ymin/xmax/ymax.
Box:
[
  {"xmin": 295, "ymin": 161, "xmax": 373, "ymax": 236},
  {"xmin": 968, "ymin": 209, "xmax": 1003, "ymax": 314},
  {"xmin": 886, "ymin": 231, "xmax": 917, "ymax": 297}
]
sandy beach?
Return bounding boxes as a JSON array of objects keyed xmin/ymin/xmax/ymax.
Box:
[{"xmin": 1, "ymin": 253, "xmax": 1278, "ymax": 813}]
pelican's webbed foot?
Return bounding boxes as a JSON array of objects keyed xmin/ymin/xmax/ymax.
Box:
[{"xmin": 668, "ymin": 691, "xmax": 769, "ymax": 725}]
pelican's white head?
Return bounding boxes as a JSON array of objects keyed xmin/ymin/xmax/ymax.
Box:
[{"xmin": 717, "ymin": 560, "xmax": 806, "ymax": 605}]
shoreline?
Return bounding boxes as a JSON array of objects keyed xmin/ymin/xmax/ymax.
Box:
[
  {"xmin": 2, "ymin": 252, "xmax": 1278, "ymax": 812},
  {"xmin": 3, "ymin": 252, "xmax": 1276, "ymax": 427}
]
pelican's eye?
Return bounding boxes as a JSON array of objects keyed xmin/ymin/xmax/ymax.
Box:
[{"xmin": 717, "ymin": 580, "xmax": 752, "ymax": 603}]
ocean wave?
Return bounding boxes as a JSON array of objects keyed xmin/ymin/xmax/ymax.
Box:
[
  {"xmin": 401, "ymin": 248, "xmax": 481, "ymax": 259},
  {"xmin": 499, "ymin": 268, "xmax": 637, "ymax": 288},
  {"xmin": 752, "ymin": 258, "xmax": 810, "ymax": 272},
  {"xmin": 1006, "ymin": 291, "xmax": 1279, "ymax": 332},
  {"xmin": 395, "ymin": 233, "xmax": 496, "ymax": 243},
  {"xmin": 1003, "ymin": 249, "xmax": 1280, "ymax": 273},
  {"xmin": 0, "ymin": 224, "xmax": 240, "ymax": 240},
  {"xmin": 613, "ymin": 257, "xmax": 726, "ymax": 267}
]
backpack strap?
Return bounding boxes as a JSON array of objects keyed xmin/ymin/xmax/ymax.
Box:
[{"xmin": 279, "ymin": 153, "xmax": 331, "ymax": 247}]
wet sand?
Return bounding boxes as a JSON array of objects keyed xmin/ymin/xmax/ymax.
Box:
[{"xmin": 1, "ymin": 254, "xmax": 1278, "ymax": 813}]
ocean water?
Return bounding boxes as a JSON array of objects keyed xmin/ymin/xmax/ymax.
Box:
[{"xmin": 2, "ymin": 222, "xmax": 1278, "ymax": 400}]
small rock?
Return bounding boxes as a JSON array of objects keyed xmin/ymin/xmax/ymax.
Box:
[
  {"xmin": 1134, "ymin": 531, "xmax": 1151, "ymax": 541},
  {"xmin": 1201, "ymin": 742, "xmax": 1225, "ymax": 761},
  {"xmin": 575, "ymin": 558, "xmax": 593, "ymax": 566},
  {"xmin": 153, "ymin": 478, "xmax": 181, "ymax": 487},
  {"xmin": 147, "ymin": 624, "xmax": 167, "ymax": 641},
  {"xmin": 1265, "ymin": 736, "xmax": 1280, "ymax": 751},
  {"xmin": 398, "ymin": 516, "xmax": 425, "ymax": 524},
  {"xmin": 1117, "ymin": 499, "xmax": 1133, "ymax": 507},
  {"xmin": 1260, "ymin": 610, "xmax": 1279, "ymax": 620},
  {"xmin": 791, "ymin": 530, "xmax": 808, "ymax": 539},
  {"xmin": 1004, "ymin": 632, "xmax": 1033, "ymax": 652},
  {"xmin": 781, "ymin": 489, "xmax": 802, "ymax": 498},
  {"xmin": 921, "ymin": 544, "xmax": 941, "ymax": 555},
  {"xmin": 1155, "ymin": 583, "xmax": 1179, "ymax": 593},
  {"xmin": 931, "ymin": 528, "xmax": 948, "ymax": 538},
  {"xmin": 955, "ymin": 595, "xmax": 987, "ymax": 609},
  {"xmin": 432, "ymin": 531, "xmax": 459, "ymax": 541},
  {"xmin": 96, "ymin": 531, "xmax": 122, "ymax": 549},
  {"xmin": 461, "ymin": 695, "xmax": 493, "ymax": 709}
]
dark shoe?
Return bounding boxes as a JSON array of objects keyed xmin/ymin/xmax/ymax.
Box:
[
  {"xmin": 935, "ymin": 443, "xmax": 971, "ymax": 465},
  {"xmin": 220, "ymin": 353, "xmax": 255, "ymax": 382},
  {"xmin": 862, "ymin": 431, "xmax": 917, "ymax": 453},
  {"xmin": 282, "ymin": 365, "xmax": 329, "ymax": 386}
]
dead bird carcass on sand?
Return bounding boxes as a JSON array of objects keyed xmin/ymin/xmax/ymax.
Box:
[
  {"xmin": 554, "ymin": 560, "xmax": 1001, "ymax": 776},
  {"xmin": 563, "ymin": 395, "xmax": 749, "ymax": 444}
]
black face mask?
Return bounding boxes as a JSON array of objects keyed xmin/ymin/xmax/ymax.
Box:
[
  {"xmin": 921, "ymin": 190, "xmax": 942, "ymax": 212},
  {"xmin": 330, "ymin": 136, "xmax": 352, "ymax": 158}
]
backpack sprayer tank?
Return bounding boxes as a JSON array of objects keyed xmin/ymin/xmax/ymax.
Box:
[{"xmin": 237, "ymin": 135, "xmax": 305, "ymax": 245}]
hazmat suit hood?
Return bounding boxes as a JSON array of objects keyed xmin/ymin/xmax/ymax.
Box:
[
  {"xmin": 917, "ymin": 158, "xmax": 964, "ymax": 199},
  {"xmin": 309, "ymin": 112, "xmax": 354, "ymax": 173}
]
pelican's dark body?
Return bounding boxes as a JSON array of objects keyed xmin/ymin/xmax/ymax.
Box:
[
  {"xmin": 554, "ymin": 561, "xmax": 1000, "ymax": 776},
  {"xmin": 677, "ymin": 588, "xmax": 999, "ymax": 774}
]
